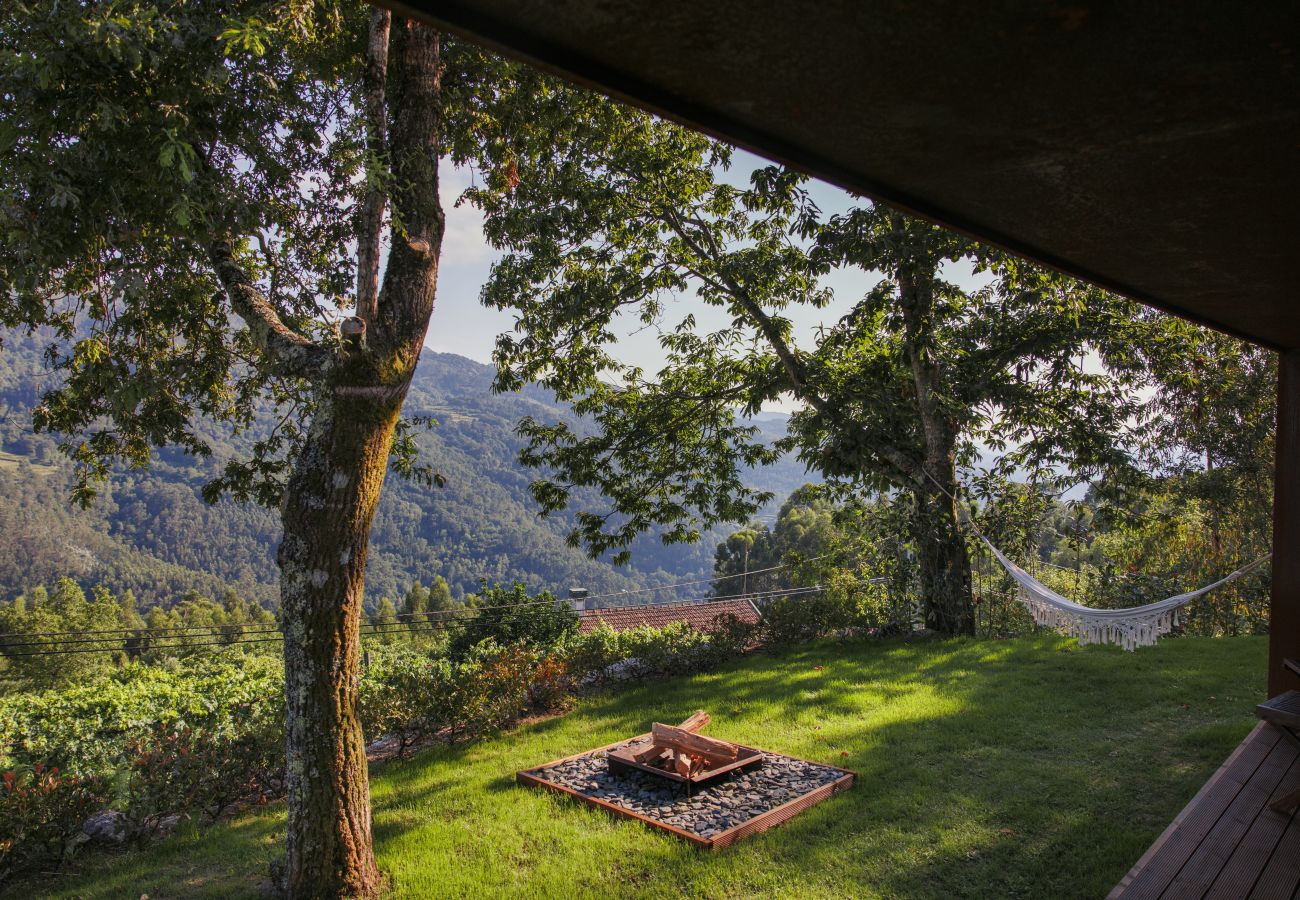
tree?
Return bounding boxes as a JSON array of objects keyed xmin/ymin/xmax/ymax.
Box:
[
  {"xmin": 0, "ymin": 2, "xmax": 510, "ymax": 894},
  {"xmin": 0, "ymin": 579, "xmax": 124, "ymax": 687},
  {"xmin": 401, "ymin": 581, "xmax": 429, "ymax": 623},
  {"xmin": 370, "ymin": 596, "xmax": 400, "ymax": 644},
  {"xmin": 469, "ymin": 89, "xmax": 1146, "ymax": 634},
  {"xmin": 447, "ymin": 583, "xmax": 576, "ymax": 658},
  {"xmin": 1082, "ymin": 317, "xmax": 1276, "ymax": 634},
  {"xmin": 427, "ymin": 575, "xmax": 455, "ymax": 626},
  {"xmin": 712, "ymin": 485, "xmax": 839, "ymax": 596}
]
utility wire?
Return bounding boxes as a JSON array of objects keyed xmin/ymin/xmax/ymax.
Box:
[
  {"xmin": 576, "ymin": 555, "xmax": 827, "ymax": 602},
  {"xmin": 0, "ymin": 586, "xmax": 826, "ymax": 657},
  {"xmin": 4, "ymin": 576, "xmax": 826, "ymax": 645},
  {"xmin": 2, "ymin": 585, "xmax": 823, "ymax": 650}
]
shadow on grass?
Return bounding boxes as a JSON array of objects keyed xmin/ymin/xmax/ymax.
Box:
[
  {"xmin": 21, "ymin": 633, "xmax": 1267, "ymax": 899},
  {"xmin": 461, "ymin": 634, "xmax": 1264, "ymax": 898}
]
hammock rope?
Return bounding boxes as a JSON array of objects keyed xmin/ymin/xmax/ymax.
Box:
[{"xmin": 919, "ymin": 469, "xmax": 1273, "ymax": 650}]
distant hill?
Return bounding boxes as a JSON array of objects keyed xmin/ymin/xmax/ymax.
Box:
[{"xmin": 0, "ymin": 329, "xmax": 813, "ymax": 609}]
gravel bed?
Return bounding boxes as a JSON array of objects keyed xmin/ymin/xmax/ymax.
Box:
[{"xmin": 527, "ymin": 740, "xmax": 846, "ymax": 840}]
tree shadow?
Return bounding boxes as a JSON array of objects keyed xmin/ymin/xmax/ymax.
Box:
[{"xmin": 22, "ymin": 634, "xmax": 1264, "ymax": 899}]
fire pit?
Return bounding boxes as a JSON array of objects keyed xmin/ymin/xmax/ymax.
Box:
[
  {"xmin": 606, "ymin": 711, "xmax": 766, "ymax": 786},
  {"xmin": 516, "ymin": 710, "xmax": 855, "ymax": 848}
]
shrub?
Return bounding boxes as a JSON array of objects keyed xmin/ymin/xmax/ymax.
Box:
[
  {"xmin": 526, "ymin": 654, "xmax": 572, "ymax": 712},
  {"xmin": 359, "ymin": 642, "xmax": 555, "ymax": 756},
  {"xmin": 619, "ymin": 622, "xmax": 711, "ymax": 675},
  {"xmin": 0, "ymin": 764, "xmax": 110, "ymax": 882},
  {"xmin": 703, "ymin": 612, "xmax": 762, "ymax": 661},
  {"xmin": 121, "ymin": 704, "xmax": 284, "ymax": 845},
  {"xmin": 359, "ymin": 649, "xmax": 455, "ymax": 758},
  {"xmin": 448, "ymin": 583, "xmax": 578, "ymax": 659},
  {"xmin": 759, "ymin": 581, "xmax": 897, "ymax": 646},
  {"xmin": 454, "ymin": 642, "xmax": 535, "ymax": 739},
  {"xmin": 0, "ymin": 655, "xmax": 284, "ymax": 777},
  {"xmin": 560, "ymin": 622, "xmax": 624, "ymax": 681},
  {"xmin": 563, "ymin": 621, "xmax": 717, "ymax": 683}
]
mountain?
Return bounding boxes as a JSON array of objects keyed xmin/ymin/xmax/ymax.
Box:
[{"xmin": 0, "ymin": 329, "xmax": 813, "ymax": 609}]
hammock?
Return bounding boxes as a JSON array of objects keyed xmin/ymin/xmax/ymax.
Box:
[{"xmin": 982, "ymin": 538, "xmax": 1272, "ymax": 650}]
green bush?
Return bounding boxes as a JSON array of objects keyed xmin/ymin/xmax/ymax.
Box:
[
  {"xmin": 0, "ymin": 764, "xmax": 110, "ymax": 882},
  {"xmin": 359, "ymin": 648, "xmax": 456, "ymax": 758},
  {"xmin": 561, "ymin": 620, "xmax": 735, "ymax": 683},
  {"xmin": 0, "ymin": 655, "xmax": 284, "ymax": 777},
  {"xmin": 758, "ymin": 576, "xmax": 908, "ymax": 646},
  {"xmin": 760, "ymin": 592, "xmax": 857, "ymax": 644},
  {"xmin": 701, "ymin": 612, "xmax": 762, "ymax": 662},
  {"xmin": 448, "ymin": 584, "xmax": 578, "ymax": 659},
  {"xmin": 560, "ymin": 622, "xmax": 623, "ymax": 680},
  {"xmin": 359, "ymin": 642, "xmax": 553, "ymax": 756}
]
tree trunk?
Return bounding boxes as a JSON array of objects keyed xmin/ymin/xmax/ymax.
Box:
[
  {"xmin": 913, "ymin": 473, "xmax": 974, "ymax": 635},
  {"xmin": 278, "ymin": 391, "xmax": 400, "ymax": 899},
  {"xmin": 275, "ymin": 17, "xmax": 443, "ymax": 898},
  {"xmin": 895, "ymin": 239, "xmax": 975, "ymax": 635}
]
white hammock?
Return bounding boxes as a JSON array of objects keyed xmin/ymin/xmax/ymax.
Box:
[{"xmin": 982, "ymin": 538, "xmax": 1272, "ymax": 651}]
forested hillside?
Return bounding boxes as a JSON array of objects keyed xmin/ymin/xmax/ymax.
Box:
[{"xmin": 0, "ymin": 329, "xmax": 811, "ymax": 609}]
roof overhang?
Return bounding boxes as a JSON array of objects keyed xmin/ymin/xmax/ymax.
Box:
[{"xmin": 387, "ymin": 0, "xmax": 1300, "ymax": 349}]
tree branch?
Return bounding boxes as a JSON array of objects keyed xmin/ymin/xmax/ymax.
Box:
[
  {"xmin": 356, "ymin": 7, "xmax": 390, "ymax": 328},
  {"xmin": 659, "ymin": 207, "xmax": 920, "ymax": 484},
  {"xmin": 208, "ymin": 238, "xmax": 329, "ymax": 378},
  {"xmin": 371, "ymin": 17, "xmax": 442, "ymax": 358}
]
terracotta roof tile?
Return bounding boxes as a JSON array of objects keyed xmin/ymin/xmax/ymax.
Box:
[{"xmin": 577, "ymin": 598, "xmax": 761, "ymax": 635}]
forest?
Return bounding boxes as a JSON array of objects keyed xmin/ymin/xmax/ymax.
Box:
[{"xmin": 0, "ymin": 326, "xmax": 809, "ymax": 610}]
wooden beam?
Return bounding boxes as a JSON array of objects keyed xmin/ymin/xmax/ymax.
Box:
[{"xmin": 1271, "ymin": 349, "xmax": 1300, "ymax": 698}]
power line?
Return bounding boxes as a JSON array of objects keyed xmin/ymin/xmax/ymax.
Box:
[
  {"xmin": 577, "ymin": 555, "xmax": 827, "ymax": 602},
  {"xmin": 0, "ymin": 587, "xmax": 826, "ymax": 657},
  {"xmin": 2, "ymin": 573, "xmax": 829, "ymax": 646}
]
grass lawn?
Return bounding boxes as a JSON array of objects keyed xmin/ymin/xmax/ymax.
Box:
[{"xmin": 22, "ymin": 633, "xmax": 1266, "ymax": 899}]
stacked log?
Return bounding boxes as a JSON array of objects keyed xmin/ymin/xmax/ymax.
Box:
[{"xmin": 628, "ymin": 710, "xmax": 741, "ymax": 777}]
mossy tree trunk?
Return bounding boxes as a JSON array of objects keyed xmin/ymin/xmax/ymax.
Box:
[
  {"xmin": 898, "ymin": 257, "xmax": 975, "ymax": 636},
  {"xmin": 275, "ymin": 16, "xmax": 444, "ymax": 898}
]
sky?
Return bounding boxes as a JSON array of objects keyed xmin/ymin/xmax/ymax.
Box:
[{"xmin": 425, "ymin": 150, "xmax": 992, "ymax": 401}]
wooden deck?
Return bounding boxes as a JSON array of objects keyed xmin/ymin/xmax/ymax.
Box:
[{"xmin": 1109, "ymin": 722, "xmax": 1300, "ymax": 899}]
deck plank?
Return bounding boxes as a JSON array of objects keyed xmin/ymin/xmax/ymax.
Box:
[
  {"xmin": 1160, "ymin": 738, "xmax": 1298, "ymax": 898},
  {"xmin": 1201, "ymin": 752, "xmax": 1300, "ymax": 899},
  {"xmin": 1114, "ymin": 725, "xmax": 1280, "ymax": 900},
  {"xmin": 1249, "ymin": 805, "xmax": 1300, "ymax": 899}
]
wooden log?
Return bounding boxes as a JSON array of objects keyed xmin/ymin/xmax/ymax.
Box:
[
  {"xmin": 651, "ymin": 722, "xmax": 739, "ymax": 766},
  {"xmin": 678, "ymin": 710, "xmax": 711, "ymax": 733},
  {"xmin": 631, "ymin": 710, "xmax": 711, "ymax": 763}
]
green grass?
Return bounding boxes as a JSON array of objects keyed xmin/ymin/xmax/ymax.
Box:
[{"xmin": 23, "ymin": 634, "xmax": 1266, "ymax": 899}]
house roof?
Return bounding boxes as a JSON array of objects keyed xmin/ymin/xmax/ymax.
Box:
[
  {"xmin": 577, "ymin": 598, "xmax": 761, "ymax": 635},
  {"xmin": 387, "ymin": 0, "xmax": 1300, "ymax": 349}
]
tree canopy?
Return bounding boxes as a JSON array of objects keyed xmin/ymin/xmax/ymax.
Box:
[{"xmin": 466, "ymin": 84, "xmax": 1156, "ymax": 632}]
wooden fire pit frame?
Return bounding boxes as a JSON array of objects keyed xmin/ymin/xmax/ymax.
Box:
[{"xmin": 516, "ymin": 735, "xmax": 857, "ymax": 849}]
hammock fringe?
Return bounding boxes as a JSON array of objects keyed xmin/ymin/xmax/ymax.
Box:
[{"xmin": 986, "ymin": 540, "xmax": 1271, "ymax": 652}]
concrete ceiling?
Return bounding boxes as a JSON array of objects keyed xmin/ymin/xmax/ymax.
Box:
[{"xmin": 388, "ymin": 1, "xmax": 1300, "ymax": 349}]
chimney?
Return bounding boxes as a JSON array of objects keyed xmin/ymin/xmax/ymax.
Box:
[{"xmin": 568, "ymin": 587, "xmax": 589, "ymax": 612}]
